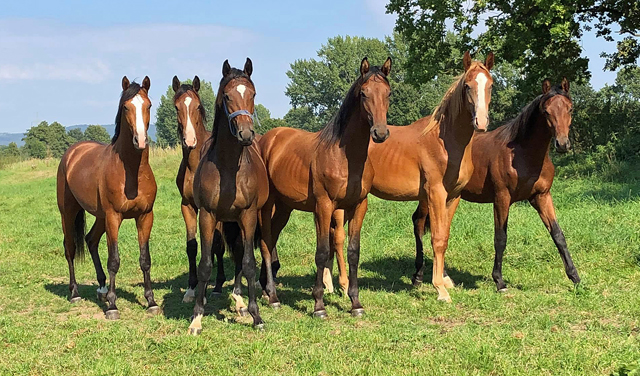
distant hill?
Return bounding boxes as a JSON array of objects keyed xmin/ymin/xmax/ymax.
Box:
[{"xmin": 0, "ymin": 124, "xmax": 157, "ymax": 146}]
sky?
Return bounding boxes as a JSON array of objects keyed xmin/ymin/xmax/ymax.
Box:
[{"xmin": 0, "ymin": 0, "xmax": 620, "ymax": 133}]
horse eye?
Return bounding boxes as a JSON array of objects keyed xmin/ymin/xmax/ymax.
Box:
[
  {"xmin": 224, "ymin": 94, "xmax": 230, "ymax": 101},
  {"xmin": 360, "ymin": 91, "xmax": 367, "ymax": 98}
]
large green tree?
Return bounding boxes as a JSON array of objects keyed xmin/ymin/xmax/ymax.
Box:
[
  {"xmin": 155, "ymin": 78, "xmax": 216, "ymax": 147},
  {"xmin": 285, "ymin": 34, "xmax": 430, "ymax": 129},
  {"xmin": 84, "ymin": 125, "xmax": 111, "ymax": 144},
  {"xmin": 23, "ymin": 121, "xmax": 71, "ymax": 159},
  {"xmin": 67, "ymin": 128, "xmax": 85, "ymax": 143},
  {"xmin": 387, "ymin": 0, "xmax": 640, "ymax": 87}
]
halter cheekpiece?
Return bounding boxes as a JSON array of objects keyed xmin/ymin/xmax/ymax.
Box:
[{"xmin": 223, "ymin": 97, "xmax": 261, "ymax": 138}]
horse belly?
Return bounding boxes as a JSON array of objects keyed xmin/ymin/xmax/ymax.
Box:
[{"xmin": 371, "ymin": 169, "xmax": 422, "ymax": 201}]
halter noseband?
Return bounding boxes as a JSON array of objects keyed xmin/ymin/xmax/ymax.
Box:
[{"xmin": 222, "ymin": 97, "xmax": 261, "ymax": 138}]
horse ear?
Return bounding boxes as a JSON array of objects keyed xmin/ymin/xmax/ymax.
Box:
[
  {"xmin": 172, "ymin": 76, "xmax": 180, "ymax": 92},
  {"xmin": 122, "ymin": 76, "xmax": 130, "ymax": 91},
  {"xmin": 360, "ymin": 57, "xmax": 370, "ymax": 76},
  {"xmin": 142, "ymin": 76, "xmax": 151, "ymax": 91},
  {"xmin": 561, "ymin": 77, "xmax": 570, "ymax": 93},
  {"xmin": 484, "ymin": 52, "xmax": 494, "ymax": 71},
  {"xmin": 244, "ymin": 58, "xmax": 253, "ymax": 77},
  {"xmin": 542, "ymin": 79, "xmax": 552, "ymax": 94},
  {"xmin": 223, "ymin": 60, "xmax": 231, "ymax": 77},
  {"xmin": 463, "ymin": 51, "xmax": 472, "ymax": 72},
  {"xmin": 381, "ymin": 57, "xmax": 392, "ymax": 76},
  {"xmin": 193, "ymin": 76, "xmax": 200, "ymax": 92}
]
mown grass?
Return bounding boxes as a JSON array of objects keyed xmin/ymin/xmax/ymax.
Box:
[{"xmin": 0, "ymin": 148, "xmax": 639, "ymax": 375}]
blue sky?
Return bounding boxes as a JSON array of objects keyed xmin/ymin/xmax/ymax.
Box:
[{"xmin": 0, "ymin": 0, "xmax": 619, "ymax": 133}]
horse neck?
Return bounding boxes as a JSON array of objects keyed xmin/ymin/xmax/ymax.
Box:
[
  {"xmin": 434, "ymin": 97, "xmax": 475, "ymax": 155},
  {"xmin": 113, "ymin": 122, "xmax": 149, "ymax": 169},
  {"xmin": 339, "ymin": 106, "xmax": 371, "ymax": 157},
  {"xmin": 210, "ymin": 111, "xmax": 246, "ymax": 165},
  {"xmin": 519, "ymin": 109, "xmax": 553, "ymax": 158},
  {"xmin": 183, "ymin": 116, "xmax": 210, "ymax": 171}
]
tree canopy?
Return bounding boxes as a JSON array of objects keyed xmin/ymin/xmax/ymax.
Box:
[
  {"xmin": 23, "ymin": 121, "xmax": 71, "ymax": 159},
  {"xmin": 387, "ymin": 0, "xmax": 640, "ymax": 87},
  {"xmin": 84, "ymin": 125, "xmax": 111, "ymax": 144}
]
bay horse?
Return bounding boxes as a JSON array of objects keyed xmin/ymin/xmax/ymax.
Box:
[
  {"xmin": 173, "ymin": 75, "xmax": 248, "ymax": 314},
  {"xmin": 329, "ymin": 52, "xmax": 494, "ymax": 302},
  {"xmin": 416, "ymin": 78, "xmax": 580, "ymax": 291},
  {"xmin": 188, "ymin": 58, "xmax": 268, "ymax": 334},
  {"xmin": 57, "ymin": 76, "xmax": 159, "ymax": 320},
  {"xmin": 258, "ymin": 57, "xmax": 392, "ymax": 318}
]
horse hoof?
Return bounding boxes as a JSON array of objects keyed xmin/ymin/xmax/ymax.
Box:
[
  {"xmin": 69, "ymin": 296, "xmax": 82, "ymax": 304},
  {"xmin": 239, "ymin": 307, "xmax": 249, "ymax": 317},
  {"xmin": 147, "ymin": 305, "xmax": 162, "ymax": 316},
  {"xmin": 412, "ymin": 278, "xmax": 423, "ymax": 287},
  {"xmin": 497, "ymin": 287, "xmax": 508, "ymax": 293},
  {"xmin": 96, "ymin": 286, "xmax": 108, "ymax": 302},
  {"xmin": 254, "ymin": 323, "xmax": 265, "ymax": 331},
  {"xmin": 443, "ymin": 276, "xmax": 455, "ymax": 289},
  {"xmin": 351, "ymin": 308, "xmax": 365, "ymax": 318},
  {"xmin": 271, "ymin": 302, "xmax": 281, "ymax": 310},
  {"xmin": 105, "ymin": 309, "xmax": 120, "ymax": 320},
  {"xmin": 210, "ymin": 290, "xmax": 222, "ymax": 297},
  {"xmin": 437, "ymin": 295, "xmax": 452, "ymax": 303},
  {"xmin": 188, "ymin": 327, "xmax": 202, "ymax": 336},
  {"xmin": 313, "ymin": 310, "xmax": 328, "ymax": 319},
  {"xmin": 182, "ymin": 295, "xmax": 194, "ymax": 303}
]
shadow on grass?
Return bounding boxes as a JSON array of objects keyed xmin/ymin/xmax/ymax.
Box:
[
  {"xmin": 44, "ymin": 282, "xmax": 141, "ymax": 312},
  {"xmin": 359, "ymin": 255, "xmax": 483, "ymax": 290}
]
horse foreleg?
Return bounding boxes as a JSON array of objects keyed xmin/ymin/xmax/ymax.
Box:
[
  {"xmin": 328, "ymin": 210, "xmax": 347, "ymax": 294},
  {"xmin": 428, "ymin": 189, "xmax": 455, "ymax": 302},
  {"xmin": 188, "ymin": 210, "xmax": 216, "ymax": 335},
  {"xmin": 492, "ymin": 194, "xmax": 510, "ymax": 292},
  {"xmin": 104, "ymin": 212, "xmax": 123, "ymax": 319},
  {"xmin": 345, "ymin": 199, "xmax": 368, "ymax": 317},
  {"xmin": 211, "ymin": 224, "xmax": 226, "ymax": 295},
  {"xmin": 86, "ymin": 218, "xmax": 107, "ymax": 301},
  {"xmin": 181, "ymin": 203, "xmax": 198, "ymax": 303},
  {"xmin": 312, "ymin": 199, "xmax": 334, "ymax": 318},
  {"xmin": 258, "ymin": 202, "xmax": 282, "ymax": 308},
  {"xmin": 529, "ymin": 192, "xmax": 580, "ymax": 285},
  {"xmin": 136, "ymin": 211, "xmax": 160, "ymax": 315},
  {"xmin": 240, "ymin": 211, "xmax": 264, "ymax": 328}
]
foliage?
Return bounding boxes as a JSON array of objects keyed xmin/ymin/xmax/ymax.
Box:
[
  {"xmin": 155, "ymin": 78, "xmax": 216, "ymax": 147},
  {"xmin": 387, "ymin": 0, "xmax": 640, "ymax": 88},
  {"xmin": 285, "ymin": 34, "xmax": 431, "ymax": 129},
  {"xmin": 254, "ymin": 104, "xmax": 287, "ymax": 134},
  {"xmin": 22, "ymin": 121, "xmax": 71, "ymax": 159},
  {"xmin": 84, "ymin": 125, "xmax": 111, "ymax": 144},
  {"xmin": 67, "ymin": 128, "xmax": 85, "ymax": 143}
]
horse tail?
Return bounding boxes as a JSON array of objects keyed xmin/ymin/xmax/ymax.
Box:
[
  {"xmin": 253, "ymin": 223, "xmax": 262, "ymax": 249},
  {"xmin": 74, "ymin": 210, "xmax": 86, "ymax": 261},
  {"xmin": 424, "ymin": 212, "xmax": 431, "ymax": 233}
]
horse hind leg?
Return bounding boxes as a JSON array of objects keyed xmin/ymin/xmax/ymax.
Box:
[
  {"xmin": 86, "ymin": 217, "xmax": 107, "ymax": 301},
  {"xmin": 231, "ymin": 234, "xmax": 248, "ymax": 316},
  {"xmin": 62, "ymin": 207, "xmax": 86, "ymax": 303},
  {"xmin": 211, "ymin": 223, "xmax": 226, "ymax": 295}
]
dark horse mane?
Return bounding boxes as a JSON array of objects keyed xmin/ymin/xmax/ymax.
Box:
[
  {"xmin": 206, "ymin": 68, "xmax": 254, "ymax": 151},
  {"xmin": 112, "ymin": 82, "xmax": 144, "ymax": 144},
  {"xmin": 317, "ymin": 66, "xmax": 389, "ymax": 146},
  {"xmin": 174, "ymin": 83, "xmax": 207, "ymax": 135},
  {"xmin": 495, "ymin": 86, "xmax": 571, "ymax": 144}
]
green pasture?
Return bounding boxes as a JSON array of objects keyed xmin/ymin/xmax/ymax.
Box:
[{"xmin": 0, "ymin": 148, "xmax": 639, "ymax": 375}]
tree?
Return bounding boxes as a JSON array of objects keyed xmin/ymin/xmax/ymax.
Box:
[
  {"xmin": 254, "ymin": 104, "xmax": 287, "ymax": 134},
  {"xmin": 156, "ymin": 78, "xmax": 216, "ymax": 147},
  {"xmin": 387, "ymin": 0, "xmax": 640, "ymax": 87},
  {"xmin": 285, "ymin": 34, "xmax": 432, "ymax": 129},
  {"xmin": 2, "ymin": 142, "xmax": 20, "ymax": 157},
  {"xmin": 84, "ymin": 125, "xmax": 111, "ymax": 144},
  {"xmin": 67, "ymin": 128, "xmax": 85, "ymax": 143},
  {"xmin": 23, "ymin": 121, "xmax": 71, "ymax": 158}
]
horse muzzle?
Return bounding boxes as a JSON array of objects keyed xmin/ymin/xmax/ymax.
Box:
[
  {"xmin": 555, "ymin": 137, "xmax": 571, "ymax": 153},
  {"xmin": 132, "ymin": 134, "xmax": 147, "ymax": 150},
  {"xmin": 371, "ymin": 127, "xmax": 390, "ymax": 143},
  {"xmin": 474, "ymin": 116, "xmax": 489, "ymax": 132},
  {"xmin": 237, "ymin": 128, "xmax": 255, "ymax": 146}
]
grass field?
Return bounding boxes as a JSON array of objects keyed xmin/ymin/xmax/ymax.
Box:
[{"xmin": 1, "ymin": 148, "xmax": 639, "ymax": 375}]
